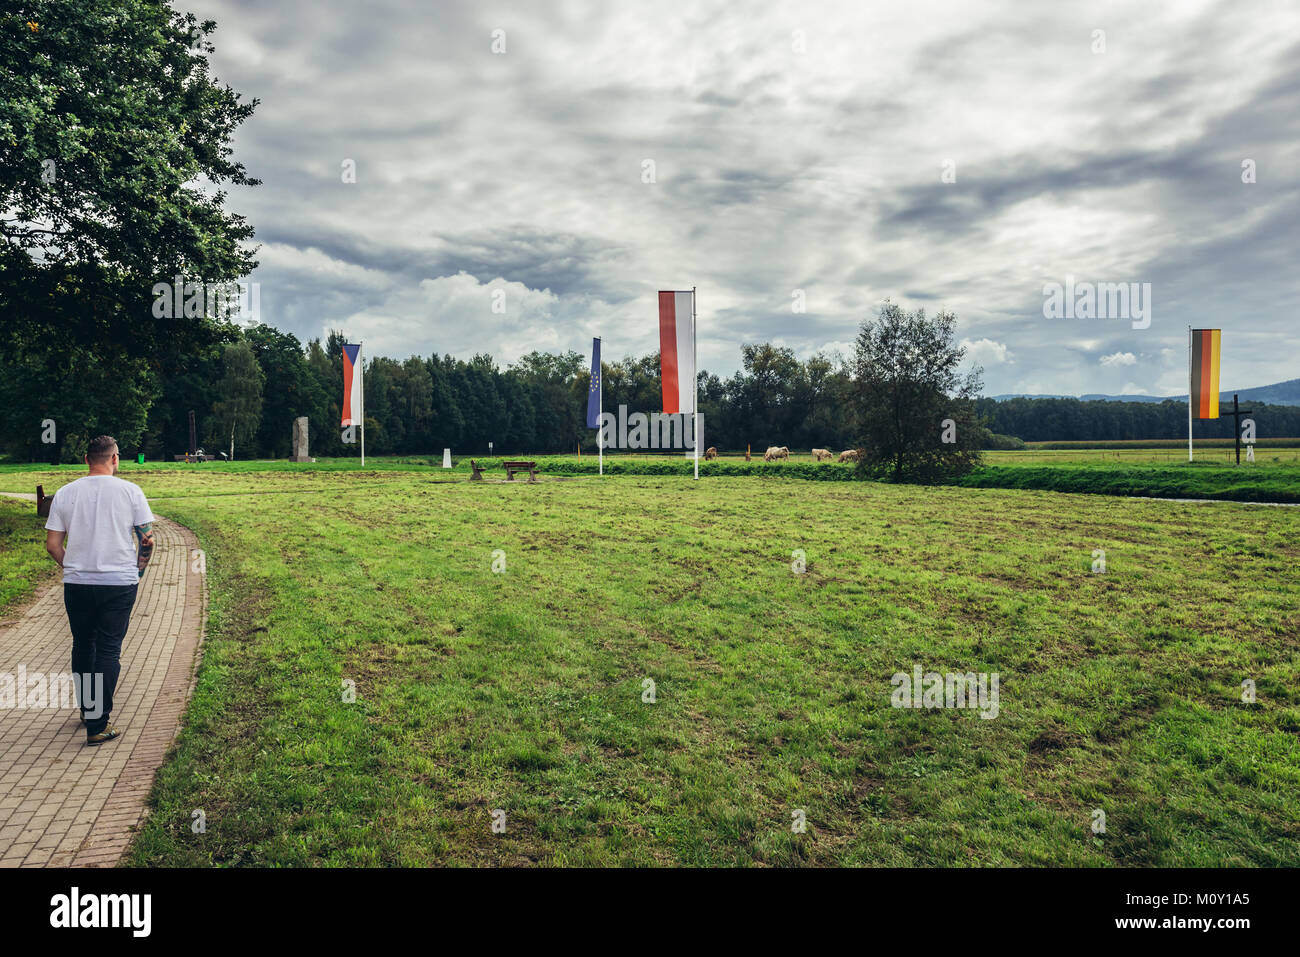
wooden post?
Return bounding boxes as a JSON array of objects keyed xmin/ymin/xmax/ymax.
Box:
[
  {"xmin": 1235, "ymin": 394, "xmax": 1240, "ymax": 466},
  {"xmin": 1229, "ymin": 394, "xmax": 1253, "ymax": 466}
]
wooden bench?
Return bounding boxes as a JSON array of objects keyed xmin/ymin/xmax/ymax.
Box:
[
  {"xmin": 469, "ymin": 459, "xmax": 486, "ymax": 481},
  {"xmin": 502, "ymin": 460, "xmax": 538, "ymax": 483},
  {"xmin": 36, "ymin": 484, "xmax": 52, "ymax": 519},
  {"xmin": 173, "ymin": 452, "xmax": 210, "ymax": 462}
]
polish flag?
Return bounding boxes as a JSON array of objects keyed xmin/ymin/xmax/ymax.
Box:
[{"xmin": 658, "ymin": 290, "xmax": 695, "ymax": 415}]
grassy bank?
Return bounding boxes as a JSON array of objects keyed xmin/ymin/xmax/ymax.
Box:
[{"xmin": 961, "ymin": 465, "xmax": 1300, "ymax": 503}]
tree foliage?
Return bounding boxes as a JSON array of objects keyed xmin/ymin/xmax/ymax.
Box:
[
  {"xmin": 4, "ymin": 318, "xmax": 1298, "ymax": 462},
  {"xmin": 1, "ymin": 0, "xmax": 259, "ymax": 460},
  {"xmin": 851, "ymin": 301, "xmax": 983, "ymax": 482},
  {"xmin": 2, "ymin": 1, "xmax": 259, "ymax": 348},
  {"xmin": 207, "ymin": 340, "xmax": 263, "ymax": 460}
]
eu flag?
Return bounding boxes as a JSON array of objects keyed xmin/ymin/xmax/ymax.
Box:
[{"xmin": 586, "ymin": 337, "xmax": 601, "ymax": 428}]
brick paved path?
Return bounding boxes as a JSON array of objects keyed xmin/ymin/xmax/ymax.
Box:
[{"xmin": 0, "ymin": 512, "xmax": 205, "ymax": 867}]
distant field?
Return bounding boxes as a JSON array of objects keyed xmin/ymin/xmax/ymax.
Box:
[
  {"xmin": 1000, "ymin": 447, "xmax": 1300, "ymax": 466},
  {"xmin": 1026, "ymin": 439, "xmax": 1300, "ymax": 452},
  {"xmin": 4, "ymin": 446, "xmax": 1298, "ymax": 502},
  {"xmin": 5, "ymin": 445, "xmax": 1298, "ymax": 471},
  {"xmin": 1, "ymin": 465, "xmax": 1297, "ymax": 866}
]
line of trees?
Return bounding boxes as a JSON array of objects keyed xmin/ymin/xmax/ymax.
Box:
[
  {"xmin": 977, "ymin": 397, "xmax": 1300, "ymax": 443},
  {"xmin": 6, "ymin": 316, "xmax": 1299, "ymax": 463},
  {"xmin": 3, "ymin": 326, "xmax": 862, "ymax": 461}
]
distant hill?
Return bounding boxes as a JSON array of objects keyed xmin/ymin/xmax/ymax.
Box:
[
  {"xmin": 990, "ymin": 378, "xmax": 1300, "ymax": 406},
  {"xmin": 1233, "ymin": 378, "xmax": 1300, "ymax": 406},
  {"xmin": 1076, "ymin": 393, "xmax": 1169, "ymax": 403}
]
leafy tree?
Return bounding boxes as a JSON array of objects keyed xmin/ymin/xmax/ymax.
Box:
[
  {"xmin": 1, "ymin": 1, "xmax": 258, "ymax": 461},
  {"xmin": 364, "ymin": 356, "xmax": 397, "ymax": 454},
  {"xmin": 305, "ymin": 337, "xmax": 343, "ymax": 455},
  {"xmin": 397, "ymin": 356, "xmax": 434, "ymax": 453},
  {"xmin": 498, "ymin": 372, "xmax": 535, "ymax": 454},
  {"xmin": 0, "ymin": 345, "xmax": 156, "ymax": 462},
  {"xmin": 208, "ymin": 340, "xmax": 263, "ymax": 459},
  {"xmin": 140, "ymin": 340, "xmax": 223, "ymax": 459},
  {"xmin": 1, "ymin": 1, "xmax": 259, "ymax": 358},
  {"xmin": 851, "ymin": 300, "xmax": 983, "ymax": 482},
  {"xmin": 511, "ymin": 350, "xmax": 585, "ymax": 452},
  {"xmin": 245, "ymin": 325, "xmax": 323, "ymax": 457},
  {"xmin": 426, "ymin": 354, "xmax": 465, "ymax": 452}
]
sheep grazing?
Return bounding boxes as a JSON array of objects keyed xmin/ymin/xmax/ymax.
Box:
[
  {"xmin": 811, "ymin": 448, "xmax": 833, "ymax": 462},
  {"xmin": 838, "ymin": 449, "xmax": 861, "ymax": 463},
  {"xmin": 704, "ymin": 446, "xmax": 718, "ymax": 460}
]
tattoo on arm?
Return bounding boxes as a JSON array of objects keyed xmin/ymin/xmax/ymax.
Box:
[{"xmin": 134, "ymin": 523, "xmax": 154, "ymax": 574}]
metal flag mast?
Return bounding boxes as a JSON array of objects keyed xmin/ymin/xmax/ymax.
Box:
[
  {"xmin": 360, "ymin": 340, "xmax": 366, "ymax": 468},
  {"xmin": 598, "ymin": 336, "xmax": 603, "ymax": 477},
  {"xmin": 1187, "ymin": 326, "xmax": 1193, "ymax": 463},
  {"xmin": 693, "ymin": 286, "xmax": 699, "ymax": 481}
]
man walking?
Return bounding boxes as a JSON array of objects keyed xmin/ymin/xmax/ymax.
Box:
[{"xmin": 43, "ymin": 435, "xmax": 155, "ymax": 746}]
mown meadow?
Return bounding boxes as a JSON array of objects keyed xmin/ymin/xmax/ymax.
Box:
[
  {"xmin": 2, "ymin": 460, "xmax": 1296, "ymax": 865},
  {"xmin": 0, "ymin": 496, "xmax": 51, "ymax": 616}
]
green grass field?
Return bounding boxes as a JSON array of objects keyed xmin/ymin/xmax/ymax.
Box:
[
  {"xmin": 0, "ymin": 496, "xmax": 52, "ymax": 617},
  {"xmin": 3, "ymin": 459, "xmax": 1297, "ymax": 866}
]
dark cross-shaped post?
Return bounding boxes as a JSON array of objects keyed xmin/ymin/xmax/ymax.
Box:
[{"xmin": 1230, "ymin": 394, "xmax": 1254, "ymax": 465}]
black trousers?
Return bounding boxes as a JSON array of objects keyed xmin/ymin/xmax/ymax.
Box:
[{"xmin": 63, "ymin": 583, "xmax": 138, "ymax": 735}]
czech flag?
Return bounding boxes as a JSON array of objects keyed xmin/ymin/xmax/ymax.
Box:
[
  {"xmin": 1191, "ymin": 329, "xmax": 1221, "ymax": 419},
  {"xmin": 342, "ymin": 343, "xmax": 363, "ymax": 426},
  {"xmin": 658, "ymin": 290, "xmax": 695, "ymax": 415}
]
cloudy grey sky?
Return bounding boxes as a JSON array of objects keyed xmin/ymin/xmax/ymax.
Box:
[{"xmin": 193, "ymin": 0, "xmax": 1298, "ymax": 396}]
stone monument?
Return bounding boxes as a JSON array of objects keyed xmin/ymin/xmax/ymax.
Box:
[{"xmin": 291, "ymin": 417, "xmax": 311, "ymax": 462}]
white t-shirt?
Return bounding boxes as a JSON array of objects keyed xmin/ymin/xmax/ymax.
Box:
[{"xmin": 44, "ymin": 475, "xmax": 155, "ymax": 586}]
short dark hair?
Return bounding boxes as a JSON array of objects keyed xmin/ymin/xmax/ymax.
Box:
[{"xmin": 87, "ymin": 435, "xmax": 119, "ymax": 464}]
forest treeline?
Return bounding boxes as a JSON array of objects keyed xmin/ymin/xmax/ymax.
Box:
[{"xmin": 4, "ymin": 324, "xmax": 1297, "ymax": 462}]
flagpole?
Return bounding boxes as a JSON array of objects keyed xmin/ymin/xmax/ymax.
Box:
[
  {"xmin": 597, "ymin": 337, "xmax": 603, "ymax": 477},
  {"xmin": 1187, "ymin": 326, "xmax": 1193, "ymax": 463},
  {"xmin": 692, "ymin": 286, "xmax": 699, "ymax": 481},
  {"xmin": 360, "ymin": 340, "xmax": 366, "ymax": 468}
]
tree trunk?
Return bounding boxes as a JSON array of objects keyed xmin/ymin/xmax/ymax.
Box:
[{"xmin": 229, "ymin": 423, "xmax": 235, "ymax": 462}]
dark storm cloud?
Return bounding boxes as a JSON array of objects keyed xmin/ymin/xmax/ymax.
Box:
[{"xmin": 188, "ymin": 0, "xmax": 1299, "ymax": 394}]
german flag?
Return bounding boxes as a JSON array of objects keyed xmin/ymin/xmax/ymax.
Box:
[{"xmin": 1190, "ymin": 328, "xmax": 1221, "ymax": 419}]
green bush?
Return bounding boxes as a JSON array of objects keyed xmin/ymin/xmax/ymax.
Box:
[
  {"xmin": 981, "ymin": 432, "xmax": 1027, "ymax": 450},
  {"xmin": 464, "ymin": 456, "xmax": 861, "ymax": 481}
]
